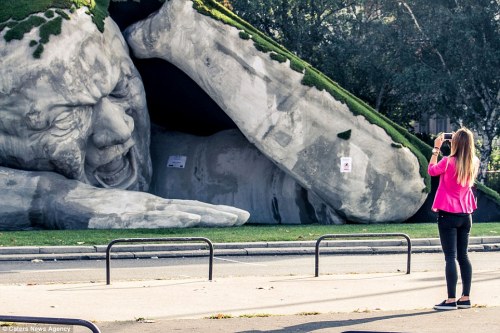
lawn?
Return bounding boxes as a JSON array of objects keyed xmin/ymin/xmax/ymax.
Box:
[{"xmin": 0, "ymin": 223, "xmax": 499, "ymax": 247}]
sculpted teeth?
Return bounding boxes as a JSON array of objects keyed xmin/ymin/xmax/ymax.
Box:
[
  {"xmin": 94, "ymin": 147, "xmax": 138, "ymax": 189},
  {"xmin": 99, "ymin": 158, "xmax": 131, "ymax": 186}
]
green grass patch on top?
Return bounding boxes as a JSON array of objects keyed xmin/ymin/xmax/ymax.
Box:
[
  {"xmin": 4, "ymin": 15, "xmax": 46, "ymax": 41},
  {"xmin": 1, "ymin": 0, "xmax": 109, "ymax": 57},
  {"xmin": 39, "ymin": 15, "xmax": 63, "ymax": 43},
  {"xmin": 0, "ymin": 0, "xmax": 69, "ymax": 24},
  {"xmin": 44, "ymin": 10, "xmax": 55, "ymax": 18},
  {"xmin": 238, "ymin": 30, "xmax": 250, "ymax": 40},
  {"xmin": 270, "ymin": 52, "xmax": 287, "ymax": 63},
  {"xmin": 0, "ymin": 223, "xmax": 499, "ymax": 247}
]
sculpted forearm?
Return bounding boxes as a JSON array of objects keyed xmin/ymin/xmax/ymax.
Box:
[
  {"xmin": 0, "ymin": 166, "xmax": 91, "ymax": 230},
  {"xmin": 0, "ymin": 166, "xmax": 249, "ymax": 230},
  {"xmin": 0, "ymin": 167, "xmax": 39, "ymax": 230}
]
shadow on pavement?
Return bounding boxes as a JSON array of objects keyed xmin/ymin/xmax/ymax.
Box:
[{"xmin": 235, "ymin": 310, "xmax": 436, "ymax": 333}]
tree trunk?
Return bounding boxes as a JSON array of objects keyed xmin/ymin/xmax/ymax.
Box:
[
  {"xmin": 375, "ymin": 83, "xmax": 386, "ymax": 112},
  {"xmin": 477, "ymin": 138, "xmax": 492, "ymax": 184}
]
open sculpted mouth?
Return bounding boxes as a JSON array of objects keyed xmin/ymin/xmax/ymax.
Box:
[{"xmin": 93, "ymin": 147, "xmax": 138, "ymax": 189}]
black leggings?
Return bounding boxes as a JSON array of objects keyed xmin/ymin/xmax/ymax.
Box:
[{"xmin": 437, "ymin": 211, "xmax": 472, "ymax": 299}]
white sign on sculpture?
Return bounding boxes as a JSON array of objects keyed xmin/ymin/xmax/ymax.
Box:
[
  {"xmin": 340, "ymin": 157, "xmax": 352, "ymax": 173},
  {"xmin": 167, "ymin": 155, "xmax": 187, "ymax": 168}
]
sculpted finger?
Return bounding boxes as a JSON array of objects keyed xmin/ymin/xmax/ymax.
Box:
[
  {"xmin": 213, "ymin": 204, "xmax": 250, "ymax": 226},
  {"xmin": 88, "ymin": 211, "xmax": 201, "ymax": 229},
  {"xmin": 168, "ymin": 199, "xmax": 250, "ymax": 225}
]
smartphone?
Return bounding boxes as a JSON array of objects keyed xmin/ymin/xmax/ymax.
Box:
[{"xmin": 443, "ymin": 133, "xmax": 453, "ymax": 141}]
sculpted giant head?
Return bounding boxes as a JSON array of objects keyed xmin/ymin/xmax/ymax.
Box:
[{"xmin": 0, "ymin": 9, "xmax": 152, "ymax": 191}]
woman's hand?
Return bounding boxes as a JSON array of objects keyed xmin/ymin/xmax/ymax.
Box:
[{"xmin": 434, "ymin": 133, "xmax": 444, "ymax": 149}]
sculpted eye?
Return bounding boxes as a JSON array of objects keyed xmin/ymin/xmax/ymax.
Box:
[
  {"xmin": 25, "ymin": 109, "xmax": 51, "ymax": 131},
  {"xmin": 53, "ymin": 110, "xmax": 75, "ymax": 128}
]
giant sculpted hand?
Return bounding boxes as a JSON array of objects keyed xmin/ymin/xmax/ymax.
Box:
[
  {"xmin": 0, "ymin": 9, "xmax": 249, "ymax": 230},
  {"xmin": 0, "ymin": 166, "xmax": 248, "ymax": 230}
]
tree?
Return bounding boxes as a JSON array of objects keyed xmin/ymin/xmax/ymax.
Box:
[
  {"xmin": 228, "ymin": 0, "xmax": 355, "ymax": 64},
  {"xmin": 385, "ymin": 0, "xmax": 500, "ymax": 182}
]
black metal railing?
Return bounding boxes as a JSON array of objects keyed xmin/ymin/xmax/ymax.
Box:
[
  {"xmin": 106, "ymin": 237, "xmax": 214, "ymax": 285},
  {"xmin": 0, "ymin": 315, "xmax": 100, "ymax": 333},
  {"xmin": 315, "ymin": 233, "xmax": 412, "ymax": 277}
]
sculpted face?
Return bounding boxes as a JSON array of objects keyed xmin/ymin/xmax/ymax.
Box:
[{"xmin": 0, "ymin": 11, "xmax": 151, "ymax": 190}]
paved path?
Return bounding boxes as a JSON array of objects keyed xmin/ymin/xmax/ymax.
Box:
[
  {"xmin": 96, "ymin": 307, "xmax": 500, "ymax": 333},
  {"xmin": 1, "ymin": 239, "xmax": 500, "ymax": 332},
  {"xmin": 1, "ymin": 267, "xmax": 500, "ymax": 332},
  {"xmin": 2, "ymin": 270, "xmax": 500, "ymax": 321}
]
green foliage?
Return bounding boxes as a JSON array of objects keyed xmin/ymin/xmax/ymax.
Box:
[
  {"xmin": 484, "ymin": 147, "xmax": 500, "ymax": 194},
  {"xmin": 90, "ymin": 0, "xmax": 110, "ymax": 32},
  {"xmin": 44, "ymin": 10, "xmax": 55, "ymax": 18},
  {"xmin": 391, "ymin": 143, "xmax": 403, "ymax": 148},
  {"xmin": 55, "ymin": 9, "xmax": 70, "ymax": 20},
  {"xmin": 337, "ymin": 129, "xmax": 351, "ymax": 140},
  {"xmin": 0, "ymin": 0, "xmax": 68, "ymax": 24},
  {"xmin": 301, "ymin": 67, "xmax": 333, "ymax": 92},
  {"xmin": 254, "ymin": 41, "xmax": 270, "ymax": 53},
  {"xmin": 476, "ymin": 182, "xmax": 500, "ymax": 206},
  {"xmin": 1, "ymin": 0, "xmax": 110, "ymax": 57},
  {"xmin": 269, "ymin": 52, "xmax": 287, "ymax": 63},
  {"xmin": 238, "ymin": 30, "xmax": 250, "ymax": 40},
  {"xmin": 4, "ymin": 15, "xmax": 46, "ymax": 41},
  {"xmin": 39, "ymin": 16, "xmax": 62, "ymax": 43},
  {"xmin": 33, "ymin": 43, "xmax": 44, "ymax": 58},
  {"xmin": 29, "ymin": 39, "xmax": 37, "ymax": 46},
  {"xmin": 289, "ymin": 58, "xmax": 305, "ymax": 73}
]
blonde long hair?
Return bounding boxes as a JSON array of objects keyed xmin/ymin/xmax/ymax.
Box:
[{"xmin": 449, "ymin": 128, "xmax": 479, "ymax": 187}]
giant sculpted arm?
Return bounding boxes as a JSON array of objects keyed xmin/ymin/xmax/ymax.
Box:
[{"xmin": 0, "ymin": 166, "xmax": 248, "ymax": 230}]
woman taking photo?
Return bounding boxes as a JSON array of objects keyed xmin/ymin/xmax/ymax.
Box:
[{"xmin": 428, "ymin": 128, "xmax": 479, "ymax": 310}]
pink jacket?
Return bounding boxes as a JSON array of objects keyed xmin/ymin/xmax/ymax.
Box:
[{"xmin": 427, "ymin": 156, "xmax": 477, "ymax": 213}]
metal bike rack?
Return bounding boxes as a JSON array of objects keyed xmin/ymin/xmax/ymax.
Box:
[
  {"xmin": 315, "ymin": 233, "xmax": 412, "ymax": 277},
  {"xmin": 106, "ymin": 237, "xmax": 214, "ymax": 285},
  {"xmin": 0, "ymin": 315, "xmax": 101, "ymax": 333}
]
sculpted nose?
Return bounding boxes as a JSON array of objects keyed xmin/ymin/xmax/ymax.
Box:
[{"xmin": 92, "ymin": 97, "xmax": 134, "ymax": 148}]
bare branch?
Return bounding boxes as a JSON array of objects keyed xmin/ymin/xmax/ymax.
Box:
[{"xmin": 398, "ymin": 0, "xmax": 451, "ymax": 75}]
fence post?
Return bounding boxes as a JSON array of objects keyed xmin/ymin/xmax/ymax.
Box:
[
  {"xmin": 0, "ymin": 315, "xmax": 101, "ymax": 333},
  {"xmin": 106, "ymin": 237, "xmax": 214, "ymax": 285},
  {"xmin": 315, "ymin": 233, "xmax": 412, "ymax": 277}
]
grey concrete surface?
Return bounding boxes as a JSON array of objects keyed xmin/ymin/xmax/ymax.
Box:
[
  {"xmin": 95, "ymin": 307, "xmax": 500, "ymax": 333},
  {"xmin": 1, "ymin": 239, "xmax": 500, "ymax": 332},
  {"xmin": 1, "ymin": 270, "xmax": 499, "ymax": 332}
]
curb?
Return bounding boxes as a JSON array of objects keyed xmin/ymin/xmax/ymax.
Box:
[{"xmin": 0, "ymin": 236, "xmax": 499, "ymax": 261}]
